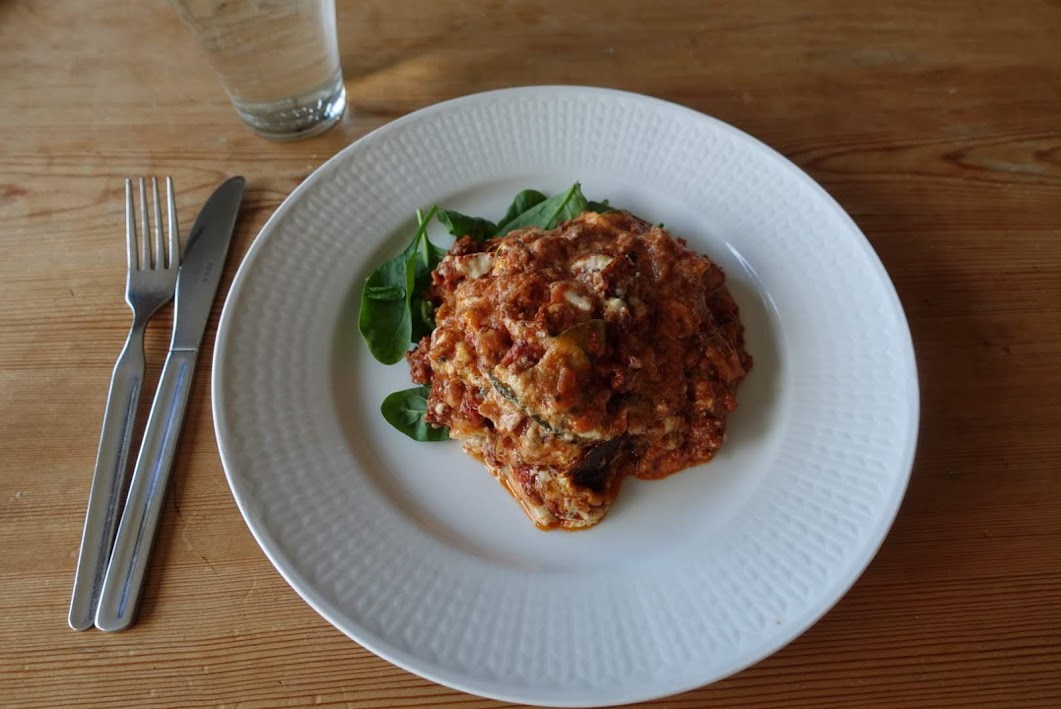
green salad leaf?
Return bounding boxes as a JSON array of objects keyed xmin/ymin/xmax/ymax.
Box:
[
  {"xmin": 436, "ymin": 209, "xmax": 498, "ymax": 242},
  {"xmin": 410, "ymin": 212, "xmax": 449, "ymax": 342},
  {"xmin": 497, "ymin": 183, "xmax": 589, "ymax": 234},
  {"xmin": 358, "ymin": 206, "xmax": 438, "ymax": 364},
  {"xmin": 497, "ymin": 189, "xmax": 548, "ymax": 230},
  {"xmin": 380, "ymin": 386, "xmax": 449, "ymax": 441}
]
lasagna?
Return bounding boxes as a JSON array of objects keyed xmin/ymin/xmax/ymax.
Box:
[{"xmin": 406, "ymin": 210, "xmax": 751, "ymax": 529}]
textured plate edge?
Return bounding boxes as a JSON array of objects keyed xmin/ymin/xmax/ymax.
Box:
[{"xmin": 211, "ymin": 84, "xmax": 921, "ymax": 707}]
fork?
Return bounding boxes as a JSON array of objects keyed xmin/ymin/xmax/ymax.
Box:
[{"xmin": 68, "ymin": 177, "xmax": 180, "ymax": 631}]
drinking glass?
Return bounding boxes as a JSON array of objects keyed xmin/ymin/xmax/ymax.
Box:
[{"xmin": 169, "ymin": 0, "xmax": 347, "ymax": 141}]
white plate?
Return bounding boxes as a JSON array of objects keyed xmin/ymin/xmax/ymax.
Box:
[{"xmin": 213, "ymin": 86, "xmax": 918, "ymax": 707}]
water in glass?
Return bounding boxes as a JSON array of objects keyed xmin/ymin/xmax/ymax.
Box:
[{"xmin": 170, "ymin": 0, "xmax": 346, "ymax": 140}]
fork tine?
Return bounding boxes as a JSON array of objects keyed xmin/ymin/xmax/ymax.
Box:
[
  {"xmin": 125, "ymin": 179, "xmax": 136, "ymax": 270},
  {"xmin": 166, "ymin": 177, "xmax": 179, "ymax": 268},
  {"xmin": 151, "ymin": 177, "xmax": 164, "ymax": 269},
  {"xmin": 138, "ymin": 178, "xmax": 149, "ymax": 269}
]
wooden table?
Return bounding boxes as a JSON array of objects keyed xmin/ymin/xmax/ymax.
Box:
[{"xmin": 3, "ymin": 1, "xmax": 1060, "ymax": 706}]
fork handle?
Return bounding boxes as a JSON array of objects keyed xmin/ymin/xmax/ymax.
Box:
[
  {"xmin": 68, "ymin": 323, "xmax": 146, "ymax": 631},
  {"xmin": 95, "ymin": 347, "xmax": 198, "ymax": 632}
]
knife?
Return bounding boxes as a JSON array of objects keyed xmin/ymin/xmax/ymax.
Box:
[{"xmin": 94, "ymin": 176, "xmax": 245, "ymax": 632}]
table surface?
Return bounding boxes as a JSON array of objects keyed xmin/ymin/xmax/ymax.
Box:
[{"xmin": 3, "ymin": 1, "xmax": 1060, "ymax": 707}]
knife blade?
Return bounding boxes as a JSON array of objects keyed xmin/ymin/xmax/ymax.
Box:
[{"xmin": 95, "ymin": 176, "xmax": 245, "ymax": 632}]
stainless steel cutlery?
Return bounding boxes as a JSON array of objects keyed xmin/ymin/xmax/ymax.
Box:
[{"xmin": 70, "ymin": 176, "xmax": 245, "ymax": 631}]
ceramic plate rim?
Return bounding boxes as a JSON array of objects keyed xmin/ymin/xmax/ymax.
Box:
[{"xmin": 212, "ymin": 85, "xmax": 919, "ymax": 707}]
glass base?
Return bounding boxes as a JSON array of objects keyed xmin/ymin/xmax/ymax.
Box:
[{"xmin": 231, "ymin": 70, "xmax": 347, "ymax": 141}]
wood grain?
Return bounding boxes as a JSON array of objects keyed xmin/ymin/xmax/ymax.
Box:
[{"xmin": 2, "ymin": 0, "xmax": 1060, "ymax": 707}]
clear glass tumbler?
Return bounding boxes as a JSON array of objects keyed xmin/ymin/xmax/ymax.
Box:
[{"xmin": 169, "ymin": 0, "xmax": 347, "ymax": 141}]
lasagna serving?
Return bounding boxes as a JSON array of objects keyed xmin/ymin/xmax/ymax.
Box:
[{"xmin": 407, "ymin": 210, "xmax": 751, "ymax": 529}]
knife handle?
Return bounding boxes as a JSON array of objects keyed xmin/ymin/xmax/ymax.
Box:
[{"xmin": 95, "ymin": 348, "xmax": 198, "ymax": 632}]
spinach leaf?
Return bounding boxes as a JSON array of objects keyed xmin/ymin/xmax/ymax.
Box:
[
  {"xmin": 413, "ymin": 209, "xmax": 449, "ymax": 289},
  {"xmin": 424, "ymin": 237, "xmax": 448, "ymax": 268},
  {"xmin": 364, "ymin": 284, "xmax": 404, "ymax": 301},
  {"xmin": 497, "ymin": 183, "xmax": 589, "ymax": 234},
  {"xmin": 381, "ymin": 386, "xmax": 449, "ymax": 441},
  {"xmin": 437, "ymin": 209, "xmax": 497, "ymax": 242},
  {"xmin": 585, "ymin": 199, "xmax": 612, "ymax": 213},
  {"xmin": 497, "ymin": 189, "xmax": 548, "ymax": 229},
  {"xmin": 358, "ymin": 206, "xmax": 437, "ymax": 364},
  {"xmin": 359, "ymin": 242, "xmax": 416, "ymax": 364},
  {"xmin": 410, "ymin": 211, "xmax": 449, "ymax": 342},
  {"xmin": 410, "ymin": 298, "xmax": 435, "ymax": 343}
]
